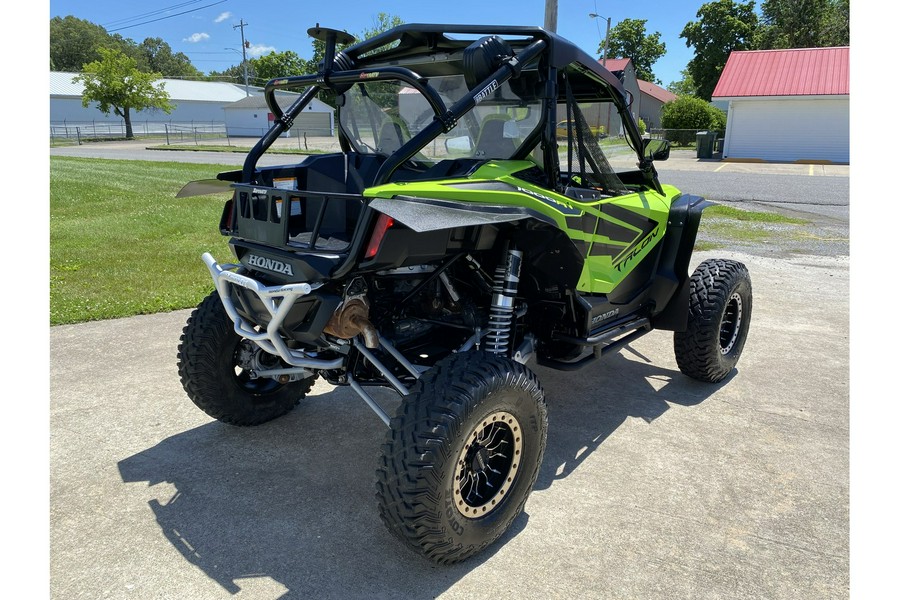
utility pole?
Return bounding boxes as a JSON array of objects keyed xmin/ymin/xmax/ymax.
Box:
[
  {"xmin": 590, "ymin": 13, "xmax": 613, "ymax": 134},
  {"xmin": 589, "ymin": 13, "xmax": 611, "ymax": 67},
  {"xmin": 544, "ymin": 0, "xmax": 557, "ymax": 33},
  {"xmin": 233, "ymin": 19, "xmax": 250, "ymax": 96}
]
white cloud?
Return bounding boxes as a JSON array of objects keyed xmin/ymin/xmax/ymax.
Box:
[
  {"xmin": 214, "ymin": 12, "xmax": 232, "ymax": 24},
  {"xmin": 246, "ymin": 44, "xmax": 276, "ymax": 58},
  {"xmin": 184, "ymin": 32, "xmax": 210, "ymax": 43}
]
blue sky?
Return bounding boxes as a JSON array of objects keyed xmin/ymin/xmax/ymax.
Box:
[{"xmin": 49, "ymin": 0, "xmax": 720, "ymax": 87}]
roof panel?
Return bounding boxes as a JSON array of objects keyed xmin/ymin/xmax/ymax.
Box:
[
  {"xmin": 712, "ymin": 47, "xmax": 849, "ymax": 98},
  {"xmin": 637, "ymin": 79, "xmax": 678, "ymax": 104},
  {"xmin": 50, "ymin": 71, "xmax": 252, "ymax": 102},
  {"xmin": 599, "ymin": 58, "xmax": 632, "ymax": 72}
]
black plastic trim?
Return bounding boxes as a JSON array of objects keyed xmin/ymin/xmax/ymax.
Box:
[{"xmin": 651, "ymin": 194, "xmax": 713, "ymax": 331}]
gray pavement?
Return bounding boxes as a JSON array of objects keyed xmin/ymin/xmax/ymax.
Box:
[{"xmin": 50, "ymin": 250, "xmax": 849, "ymax": 599}]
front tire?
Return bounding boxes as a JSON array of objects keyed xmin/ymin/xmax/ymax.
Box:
[
  {"xmin": 674, "ymin": 258, "xmax": 752, "ymax": 382},
  {"xmin": 376, "ymin": 352, "xmax": 548, "ymax": 564},
  {"xmin": 177, "ymin": 291, "xmax": 315, "ymax": 425}
]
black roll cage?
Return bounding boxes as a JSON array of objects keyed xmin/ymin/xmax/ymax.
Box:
[{"xmin": 239, "ymin": 24, "xmax": 653, "ymax": 192}]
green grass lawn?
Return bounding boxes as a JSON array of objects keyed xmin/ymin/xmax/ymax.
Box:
[{"xmin": 50, "ymin": 156, "xmax": 234, "ymax": 325}]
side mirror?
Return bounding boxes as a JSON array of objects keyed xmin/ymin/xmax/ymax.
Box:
[{"xmin": 643, "ymin": 139, "xmax": 670, "ymax": 162}]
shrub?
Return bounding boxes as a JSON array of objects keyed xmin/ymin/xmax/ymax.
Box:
[
  {"xmin": 709, "ymin": 105, "xmax": 727, "ymax": 132},
  {"xmin": 660, "ymin": 96, "xmax": 727, "ymax": 145},
  {"xmin": 638, "ymin": 118, "xmax": 646, "ymax": 135},
  {"xmin": 661, "ymin": 97, "xmax": 714, "ymax": 130}
]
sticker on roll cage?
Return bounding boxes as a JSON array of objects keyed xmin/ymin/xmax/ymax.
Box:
[{"xmin": 474, "ymin": 79, "xmax": 500, "ymax": 104}]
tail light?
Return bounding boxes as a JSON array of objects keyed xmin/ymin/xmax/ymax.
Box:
[
  {"xmin": 219, "ymin": 198, "xmax": 235, "ymax": 234},
  {"xmin": 365, "ymin": 213, "xmax": 395, "ymax": 259}
]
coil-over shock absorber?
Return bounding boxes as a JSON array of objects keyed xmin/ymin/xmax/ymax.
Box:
[{"xmin": 485, "ymin": 246, "xmax": 523, "ymax": 355}]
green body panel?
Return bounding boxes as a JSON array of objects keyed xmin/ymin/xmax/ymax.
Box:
[{"xmin": 365, "ymin": 161, "xmax": 682, "ymax": 295}]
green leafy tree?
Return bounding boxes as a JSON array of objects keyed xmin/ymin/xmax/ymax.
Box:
[
  {"xmin": 252, "ymin": 50, "xmax": 310, "ymax": 81},
  {"xmin": 51, "ymin": 16, "xmax": 203, "ymax": 78},
  {"xmin": 667, "ymin": 68, "xmax": 697, "ymax": 97},
  {"xmin": 681, "ymin": 0, "xmax": 759, "ymax": 100},
  {"xmin": 600, "ymin": 18, "xmax": 666, "ymax": 83},
  {"xmin": 136, "ymin": 37, "xmax": 201, "ymax": 78},
  {"xmin": 74, "ymin": 47, "xmax": 174, "ymax": 139},
  {"xmin": 50, "ymin": 16, "xmax": 117, "ymax": 71},
  {"xmin": 821, "ymin": 0, "xmax": 850, "ymax": 46},
  {"xmin": 757, "ymin": 0, "xmax": 849, "ymax": 48}
]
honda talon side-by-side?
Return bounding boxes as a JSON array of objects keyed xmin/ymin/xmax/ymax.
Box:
[{"xmin": 176, "ymin": 24, "xmax": 752, "ymax": 563}]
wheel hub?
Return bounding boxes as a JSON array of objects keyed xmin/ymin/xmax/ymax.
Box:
[
  {"xmin": 453, "ymin": 411, "xmax": 522, "ymax": 518},
  {"xmin": 719, "ymin": 292, "xmax": 743, "ymax": 355}
]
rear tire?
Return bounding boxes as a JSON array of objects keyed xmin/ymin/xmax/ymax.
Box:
[
  {"xmin": 376, "ymin": 351, "xmax": 548, "ymax": 564},
  {"xmin": 674, "ymin": 259, "xmax": 752, "ymax": 383},
  {"xmin": 177, "ymin": 291, "xmax": 315, "ymax": 425}
]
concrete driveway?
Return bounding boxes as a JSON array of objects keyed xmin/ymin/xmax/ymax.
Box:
[{"xmin": 50, "ymin": 250, "xmax": 849, "ymax": 599}]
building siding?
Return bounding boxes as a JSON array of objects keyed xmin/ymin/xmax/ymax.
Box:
[{"xmin": 722, "ymin": 97, "xmax": 849, "ymax": 163}]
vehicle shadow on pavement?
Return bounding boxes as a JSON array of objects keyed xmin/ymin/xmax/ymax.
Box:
[
  {"xmin": 118, "ymin": 384, "xmax": 517, "ymax": 598},
  {"xmin": 533, "ymin": 345, "xmax": 729, "ymax": 491},
  {"xmin": 117, "ymin": 344, "xmax": 726, "ymax": 598}
]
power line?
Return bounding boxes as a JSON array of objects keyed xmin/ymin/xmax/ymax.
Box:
[
  {"xmin": 107, "ymin": 0, "xmax": 228, "ymax": 33},
  {"xmin": 101, "ymin": 1, "xmax": 206, "ymax": 28}
]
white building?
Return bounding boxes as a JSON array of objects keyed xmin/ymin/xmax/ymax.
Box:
[
  {"xmin": 50, "ymin": 71, "xmax": 254, "ymax": 132},
  {"xmin": 223, "ymin": 93, "xmax": 334, "ymax": 138},
  {"xmin": 712, "ymin": 47, "xmax": 849, "ymax": 164}
]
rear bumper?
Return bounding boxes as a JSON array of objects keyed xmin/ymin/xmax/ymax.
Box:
[{"xmin": 202, "ymin": 252, "xmax": 344, "ymax": 369}]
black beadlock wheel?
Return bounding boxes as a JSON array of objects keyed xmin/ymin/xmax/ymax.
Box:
[
  {"xmin": 376, "ymin": 351, "xmax": 548, "ymax": 564},
  {"xmin": 177, "ymin": 291, "xmax": 316, "ymax": 426},
  {"xmin": 674, "ymin": 258, "xmax": 753, "ymax": 383}
]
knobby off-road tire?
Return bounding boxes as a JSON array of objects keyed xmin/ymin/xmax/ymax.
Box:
[
  {"xmin": 376, "ymin": 351, "xmax": 548, "ymax": 564},
  {"xmin": 674, "ymin": 258, "xmax": 752, "ymax": 383},
  {"xmin": 177, "ymin": 291, "xmax": 315, "ymax": 426}
]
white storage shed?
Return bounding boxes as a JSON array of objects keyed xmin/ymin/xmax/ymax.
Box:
[
  {"xmin": 712, "ymin": 47, "xmax": 849, "ymax": 164},
  {"xmin": 223, "ymin": 93, "xmax": 335, "ymax": 138}
]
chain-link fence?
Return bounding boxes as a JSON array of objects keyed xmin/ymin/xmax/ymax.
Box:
[
  {"xmin": 647, "ymin": 128, "xmax": 725, "ymax": 148},
  {"xmin": 50, "ymin": 120, "xmax": 228, "ymax": 146}
]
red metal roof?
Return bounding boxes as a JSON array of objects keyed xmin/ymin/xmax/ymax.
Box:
[
  {"xmin": 599, "ymin": 58, "xmax": 632, "ymax": 72},
  {"xmin": 712, "ymin": 47, "xmax": 849, "ymax": 98},
  {"xmin": 638, "ymin": 79, "xmax": 678, "ymax": 104}
]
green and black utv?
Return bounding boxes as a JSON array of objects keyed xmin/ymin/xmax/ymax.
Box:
[{"xmin": 177, "ymin": 24, "xmax": 752, "ymax": 563}]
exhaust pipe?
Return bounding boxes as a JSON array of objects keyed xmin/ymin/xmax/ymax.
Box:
[{"xmin": 323, "ymin": 297, "xmax": 379, "ymax": 348}]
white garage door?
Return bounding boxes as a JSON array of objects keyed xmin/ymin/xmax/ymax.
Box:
[{"xmin": 724, "ymin": 98, "xmax": 849, "ymax": 163}]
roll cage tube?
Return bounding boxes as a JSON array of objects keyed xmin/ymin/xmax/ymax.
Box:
[
  {"xmin": 242, "ymin": 24, "xmax": 651, "ymax": 189},
  {"xmin": 373, "ymin": 38, "xmax": 548, "ymax": 186},
  {"xmin": 240, "ymin": 67, "xmax": 448, "ymax": 183}
]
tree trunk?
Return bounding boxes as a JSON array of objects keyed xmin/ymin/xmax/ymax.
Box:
[{"xmin": 124, "ymin": 106, "xmax": 134, "ymax": 140}]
